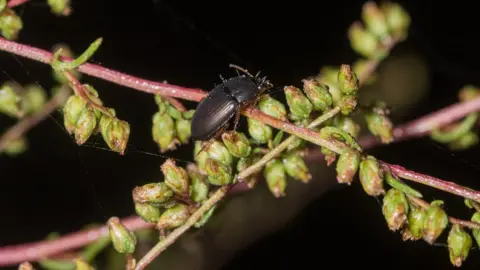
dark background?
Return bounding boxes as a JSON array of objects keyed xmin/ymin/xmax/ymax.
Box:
[{"xmin": 2, "ymin": 0, "xmax": 480, "ymax": 269}]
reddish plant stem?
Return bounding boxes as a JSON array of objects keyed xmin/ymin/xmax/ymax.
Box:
[
  {"xmin": 408, "ymin": 196, "xmax": 480, "ymax": 230},
  {"xmin": 7, "ymin": 0, "xmax": 29, "ymax": 8},
  {"xmin": 0, "ymin": 86, "xmax": 70, "ymax": 153},
  {"xmin": 0, "ymin": 37, "xmax": 195, "ymax": 111},
  {"xmin": 0, "ymin": 216, "xmax": 151, "ymax": 267}
]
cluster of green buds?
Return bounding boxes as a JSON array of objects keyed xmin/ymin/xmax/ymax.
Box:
[
  {"xmin": 152, "ymin": 95, "xmax": 194, "ymax": 153},
  {"xmin": 430, "ymin": 85, "xmax": 479, "ymax": 150},
  {"xmin": 348, "ymin": 1, "xmax": 410, "ymax": 60},
  {"xmin": 0, "ymin": 82, "xmax": 47, "ymax": 119},
  {"xmin": 47, "ymin": 0, "xmax": 72, "ymax": 16},
  {"xmin": 0, "ymin": 1, "xmax": 22, "ymax": 40}
]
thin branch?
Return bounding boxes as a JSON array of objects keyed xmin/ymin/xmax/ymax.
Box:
[
  {"xmin": 0, "ymin": 86, "xmax": 70, "ymax": 153},
  {"xmin": 0, "ymin": 216, "xmax": 151, "ymax": 267},
  {"xmin": 408, "ymin": 196, "xmax": 480, "ymax": 230},
  {"xmin": 0, "ymin": 37, "xmax": 196, "ymax": 111},
  {"xmin": 134, "ymin": 185, "xmax": 230, "ymax": 270},
  {"xmin": 7, "ymin": 0, "xmax": 29, "ymax": 8}
]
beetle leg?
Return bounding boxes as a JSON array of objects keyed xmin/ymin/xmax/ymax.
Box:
[
  {"xmin": 233, "ymin": 108, "xmax": 241, "ymax": 131},
  {"xmin": 219, "ymin": 74, "xmax": 227, "ymax": 83},
  {"xmin": 195, "ymin": 125, "xmax": 229, "ymax": 157}
]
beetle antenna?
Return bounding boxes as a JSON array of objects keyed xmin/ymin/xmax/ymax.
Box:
[
  {"xmin": 229, "ymin": 64, "xmax": 254, "ymax": 78},
  {"xmin": 219, "ymin": 74, "xmax": 227, "ymax": 83}
]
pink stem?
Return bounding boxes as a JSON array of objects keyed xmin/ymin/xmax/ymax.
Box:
[
  {"xmin": 7, "ymin": 0, "xmax": 29, "ymax": 8},
  {"xmin": 0, "ymin": 216, "xmax": 151, "ymax": 266}
]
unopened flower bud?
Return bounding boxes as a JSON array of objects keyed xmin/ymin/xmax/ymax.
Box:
[
  {"xmin": 364, "ymin": 102, "xmax": 393, "ymax": 143},
  {"xmin": 194, "ymin": 141, "xmax": 209, "ymax": 173},
  {"xmin": 63, "ymin": 95, "xmax": 87, "ymax": 134},
  {"xmin": 206, "ymin": 158, "xmax": 233, "ymax": 186},
  {"xmin": 339, "ymin": 95, "xmax": 358, "ymax": 115},
  {"xmin": 73, "ymin": 258, "xmax": 94, "ymax": 270},
  {"xmin": 348, "ymin": 21, "xmax": 380, "ymax": 59},
  {"xmin": 282, "ymin": 153, "xmax": 311, "ymax": 183},
  {"xmin": 284, "ymin": 85, "xmax": 313, "ymax": 120},
  {"xmin": 458, "ymin": 85, "xmax": 479, "ymax": 102},
  {"xmin": 359, "ymin": 155, "xmax": 385, "ymax": 196},
  {"xmin": 221, "ymin": 131, "xmax": 252, "ymax": 158},
  {"xmin": 380, "ymin": 2, "xmax": 411, "ymax": 40},
  {"xmin": 3, "ymin": 136, "xmax": 27, "ymax": 156},
  {"xmin": 423, "ymin": 200, "xmax": 449, "ymax": 245},
  {"xmin": 335, "ymin": 148, "xmax": 361, "ymax": 185},
  {"xmin": 134, "ymin": 202, "xmax": 161, "ymax": 223},
  {"xmin": 160, "ymin": 159, "xmax": 189, "ymax": 196},
  {"xmin": 321, "ymin": 147, "xmax": 337, "ymax": 166},
  {"xmin": 0, "ymin": 83, "xmax": 21, "ymax": 118},
  {"xmin": 156, "ymin": 203, "xmax": 190, "ymax": 230},
  {"xmin": 101, "ymin": 118, "xmax": 130, "ymax": 155},
  {"xmin": 382, "ymin": 188, "xmax": 409, "ymax": 231},
  {"xmin": 47, "ymin": 0, "xmax": 71, "ymax": 16},
  {"xmin": 449, "ymin": 131, "xmax": 479, "ymax": 151},
  {"xmin": 132, "ymin": 182, "xmax": 174, "ymax": 204},
  {"xmin": 264, "ymin": 159, "xmax": 287, "ymax": 198},
  {"xmin": 0, "ymin": 8, "xmax": 23, "ymax": 40},
  {"xmin": 335, "ymin": 116, "xmax": 360, "ymax": 138},
  {"xmin": 206, "ymin": 140, "xmax": 233, "ymax": 165},
  {"xmin": 337, "ymin": 65, "xmax": 359, "ymax": 96},
  {"xmin": 187, "ymin": 164, "xmax": 209, "ymax": 203},
  {"xmin": 182, "ymin": 109, "xmax": 195, "ymax": 119},
  {"xmin": 247, "ymin": 118, "xmax": 272, "ymax": 144},
  {"xmin": 258, "ymin": 94, "xmax": 287, "ymax": 121},
  {"xmin": 362, "ymin": 1, "xmax": 389, "ymax": 39},
  {"xmin": 470, "ymin": 212, "xmax": 480, "ymax": 247},
  {"xmin": 175, "ymin": 118, "xmax": 191, "ymax": 144},
  {"xmin": 402, "ymin": 203, "xmax": 426, "ymax": 241},
  {"xmin": 107, "ymin": 217, "xmax": 137, "ymax": 254},
  {"xmin": 302, "ymin": 79, "xmax": 332, "ymax": 112},
  {"xmin": 447, "ymin": 224, "xmax": 472, "ymax": 267},
  {"xmin": 152, "ymin": 111, "xmax": 178, "ymax": 153},
  {"xmin": 21, "ymin": 85, "xmax": 46, "ymax": 115},
  {"xmin": 74, "ymin": 108, "xmax": 97, "ymax": 145}
]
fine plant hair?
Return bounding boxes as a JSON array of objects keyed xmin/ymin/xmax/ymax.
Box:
[{"xmin": 1, "ymin": 1, "xmax": 480, "ymax": 270}]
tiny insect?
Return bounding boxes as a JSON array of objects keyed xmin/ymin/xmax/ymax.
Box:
[{"xmin": 190, "ymin": 64, "xmax": 273, "ymax": 142}]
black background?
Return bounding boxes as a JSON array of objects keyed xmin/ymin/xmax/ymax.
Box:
[{"xmin": 2, "ymin": 0, "xmax": 480, "ymax": 269}]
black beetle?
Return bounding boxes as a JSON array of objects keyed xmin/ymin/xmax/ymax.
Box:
[{"xmin": 190, "ymin": 65, "xmax": 272, "ymax": 142}]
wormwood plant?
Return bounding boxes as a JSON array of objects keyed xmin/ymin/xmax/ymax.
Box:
[{"xmin": 2, "ymin": 1, "xmax": 480, "ymax": 269}]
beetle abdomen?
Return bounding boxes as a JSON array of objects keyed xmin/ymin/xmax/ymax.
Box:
[{"xmin": 190, "ymin": 88, "xmax": 237, "ymax": 141}]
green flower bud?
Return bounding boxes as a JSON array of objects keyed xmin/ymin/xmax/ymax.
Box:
[
  {"xmin": 302, "ymin": 79, "xmax": 333, "ymax": 112},
  {"xmin": 3, "ymin": 136, "xmax": 27, "ymax": 156},
  {"xmin": 364, "ymin": 102, "xmax": 393, "ymax": 144},
  {"xmin": 284, "ymin": 85, "xmax": 313, "ymax": 120},
  {"xmin": 458, "ymin": 85, "xmax": 479, "ymax": 102},
  {"xmin": 237, "ymin": 153, "xmax": 262, "ymax": 188},
  {"xmin": 247, "ymin": 117, "xmax": 272, "ymax": 144},
  {"xmin": 258, "ymin": 94, "xmax": 287, "ymax": 121},
  {"xmin": 334, "ymin": 116, "xmax": 360, "ymax": 138},
  {"xmin": 337, "ymin": 65, "xmax": 359, "ymax": 96},
  {"xmin": 156, "ymin": 203, "xmax": 190, "ymax": 230},
  {"xmin": 74, "ymin": 108, "xmax": 97, "ymax": 145},
  {"xmin": 382, "ymin": 188, "xmax": 409, "ymax": 231},
  {"xmin": 470, "ymin": 212, "xmax": 480, "ymax": 247},
  {"xmin": 166, "ymin": 104, "xmax": 183, "ymax": 120},
  {"xmin": 187, "ymin": 164, "xmax": 209, "ymax": 203},
  {"xmin": 20, "ymin": 85, "xmax": 47, "ymax": 115},
  {"xmin": 264, "ymin": 159, "xmax": 287, "ymax": 198},
  {"xmin": 380, "ymin": 2, "xmax": 411, "ymax": 40},
  {"xmin": 423, "ymin": 200, "xmax": 449, "ymax": 245},
  {"xmin": 0, "ymin": 83, "xmax": 22, "ymax": 118},
  {"xmin": 182, "ymin": 109, "xmax": 195, "ymax": 119},
  {"xmin": 449, "ymin": 131, "xmax": 479, "ymax": 151},
  {"xmin": 160, "ymin": 159, "xmax": 189, "ymax": 196},
  {"xmin": 152, "ymin": 111, "xmax": 178, "ymax": 153},
  {"xmin": 135, "ymin": 202, "xmax": 162, "ymax": 223},
  {"xmin": 447, "ymin": 224, "xmax": 472, "ymax": 267},
  {"xmin": 321, "ymin": 147, "xmax": 337, "ymax": 166},
  {"xmin": 101, "ymin": 117, "xmax": 130, "ymax": 155},
  {"xmin": 335, "ymin": 148, "xmax": 361, "ymax": 185},
  {"xmin": 194, "ymin": 141, "xmax": 209, "ymax": 174},
  {"xmin": 317, "ymin": 66, "xmax": 342, "ymax": 104},
  {"xmin": 402, "ymin": 203, "xmax": 426, "ymax": 241},
  {"xmin": 282, "ymin": 152, "xmax": 311, "ymax": 183},
  {"xmin": 359, "ymin": 155, "xmax": 385, "ymax": 196},
  {"xmin": 0, "ymin": 8, "xmax": 23, "ymax": 40},
  {"xmin": 205, "ymin": 140, "xmax": 233, "ymax": 165},
  {"xmin": 107, "ymin": 217, "xmax": 137, "ymax": 254},
  {"xmin": 132, "ymin": 182, "xmax": 174, "ymax": 204},
  {"xmin": 339, "ymin": 95, "xmax": 358, "ymax": 115},
  {"xmin": 47, "ymin": 0, "xmax": 71, "ymax": 16},
  {"xmin": 205, "ymin": 158, "xmax": 233, "ymax": 186},
  {"xmin": 194, "ymin": 205, "xmax": 217, "ymax": 228},
  {"xmin": 74, "ymin": 258, "xmax": 94, "ymax": 270},
  {"xmin": 221, "ymin": 131, "xmax": 251, "ymax": 158},
  {"xmin": 348, "ymin": 21, "xmax": 381, "ymax": 59},
  {"xmin": 63, "ymin": 95, "xmax": 87, "ymax": 134},
  {"xmin": 362, "ymin": 1, "xmax": 390, "ymax": 39},
  {"xmin": 175, "ymin": 118, "xmax": 191, "ymax": 144}
]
